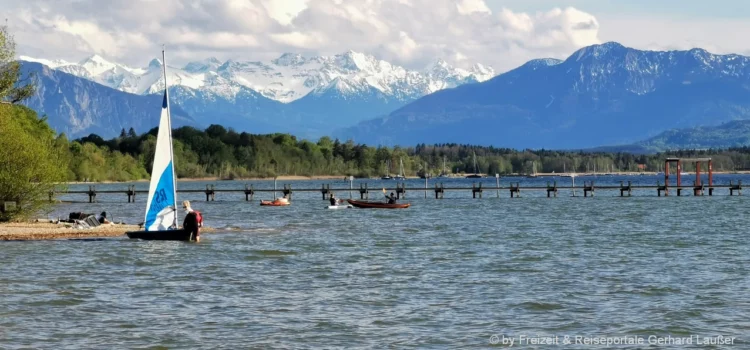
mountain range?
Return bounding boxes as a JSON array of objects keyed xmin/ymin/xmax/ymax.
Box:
[
  {"xmin": 337, "ymin": 42, "xmax": 750, "ymax": 149},
  {"xmin": 20, "ymin": 51, "xmax": 494, "ymax": 138},
  {"xmin": 18, "ymin": 42, "xmax": 750, "ymax": 152},
  {"xmin": 21, "ymin": 62, "xmax": 196, "ymax": 138}
]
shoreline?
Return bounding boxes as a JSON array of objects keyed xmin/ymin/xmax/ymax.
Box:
[{"xmin": 0, "ymin": 221, "xmax": 216, "ymax": 241}]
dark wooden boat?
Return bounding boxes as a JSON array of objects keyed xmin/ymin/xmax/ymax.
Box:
[
  {"xmin": 126, "ymin": 229, "xmax": 193, "ymax": 241},
  {"xmin": 347, "ymin": 199, "xmax": 410, "ymax": 209}
]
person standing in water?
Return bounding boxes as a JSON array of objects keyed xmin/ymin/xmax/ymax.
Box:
[
  {"xmin": 329, "ymin": 192, "xmax": 338, "ymax": 206},
  {"xmin": 182, "ymin": 200, "xmax": 203, "ymax": 242}
]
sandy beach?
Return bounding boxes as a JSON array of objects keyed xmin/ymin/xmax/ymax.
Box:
[{"xmin": 0, "ymin": 221, "xmax": 216, "ymax": 241}]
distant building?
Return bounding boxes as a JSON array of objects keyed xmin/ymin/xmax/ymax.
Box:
[{"xmin": 637, "ymin": 164, "xmax": 646, "ymax": 171}]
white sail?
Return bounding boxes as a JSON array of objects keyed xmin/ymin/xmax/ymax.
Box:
[{"xmin": 144, "ymin": 49, "xmax": 178, "ymax": 231}]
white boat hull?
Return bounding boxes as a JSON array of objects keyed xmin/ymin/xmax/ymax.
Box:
[{"xmin": 326, "ymin": 205, "xmax": 353, "ymax": 209}]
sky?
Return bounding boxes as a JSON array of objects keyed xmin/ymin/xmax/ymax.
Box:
[{"xmin": 3, "ymin": 0, "xmax": 750, "ymax": 73}]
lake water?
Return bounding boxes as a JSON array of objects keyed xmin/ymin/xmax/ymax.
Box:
[{"xmin": 2, "ymin": 175, "xmax": 749, "ymax": 348}]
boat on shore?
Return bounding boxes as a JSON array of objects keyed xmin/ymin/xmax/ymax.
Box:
[{"xmin": 347, "ymin": 199, "xmax": 410, "ymax": 209}]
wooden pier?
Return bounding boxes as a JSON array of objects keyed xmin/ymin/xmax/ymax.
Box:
[{"xmin": 55, "ymin": 180, "xmax": 745, "ymax": 203}]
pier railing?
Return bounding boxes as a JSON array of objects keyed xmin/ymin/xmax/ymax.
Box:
[{"xmin": 53, "ymin": 180, "xmax": 743, "ymax": 203}]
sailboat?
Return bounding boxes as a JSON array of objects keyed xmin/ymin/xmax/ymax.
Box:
[
  {"xmin": 527, "ymin": 161, "xmax": 538, "ymax": 178},
  {"xmin": 126, "ymin": 48, "xmax": 193, "ymax": 241},
  {"xmin": 393, "ymin": 157, "xmax": 405, "ymax": 180},
  {"xmin": 419, "ymin": 161, "xmax": 432, "ymax": 179},
  {"xmin": 381, "ymin": 159, "xmax": 393, "ymax": 180},
  {"xmin": 437, "ymin": 156, "xmax": 448, "ymax": 178},
  {"xmin": 465, "ymin": 152, "xmax": 482, "ymax": 178}
]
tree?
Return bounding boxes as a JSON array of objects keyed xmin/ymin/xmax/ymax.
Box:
[
  {"xmin": 119, "ymin": 128, "xmax": 127, "ymax": 138},
  {"xmin": 0, "ymin": 25, "xmax": 35, "ymax": 103},
  {"xmin": 0, "ymin": 105, "xmax": 66, "ymax": 221},
  {"xmin": 127, "ymin": 127, "xmax": 137, "ymax": 138}
]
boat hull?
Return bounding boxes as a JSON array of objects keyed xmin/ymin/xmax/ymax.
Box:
[
  {"xmin": 347, "ymin": 199, "xmax": 410, "ymax": 209},
  {"xmin": 327, "ymin": 205, "xmax": 353, "ymax": 209},
  {"xmin": 260, "ymin": 200, "xmax": 291, "ymax": 206},
  {"xmin": 126, "ymin": 229, "xmax": 193, "ymax": 241}
]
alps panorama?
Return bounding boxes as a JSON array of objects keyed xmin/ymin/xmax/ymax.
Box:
[{"xmin": 2, "ymin": 0, "xmax": 750, "ymax": 348}]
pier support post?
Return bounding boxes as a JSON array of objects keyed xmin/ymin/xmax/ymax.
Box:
[
  {"xmin": 87, "ymin": 185, "xmax": 97, "ymax": 203},
  {"xmin": 127, "ymin": 185, "xmax": 136, "ymax": 203},
  {"xmin": 657, "ymin": 181, "xmax": 667, "ymax": 197},
  {"xmin": 472, "ymin": 183, "xmax": 482, "ymax": 198},
  {"xmin": 546, "ymin": 181, "xmax": 558, "ymax": 198},
  {"xmin": 321, "ymin": 184, "xmax": 330, "ymax": 200},
  {"xmin": 205, "ymin": 185, "xmax": 216, "ymax": 201},
  {"xmin": 583, "ymin": 181, "xmax": 594, "ymax": 197},
  {"xmin": 434, "ymin": 183, "xmax": 444, "ymax": 199},
  {"xmin": 359, "ymin": 183, "xmax": 369, "ymax": 199},
  {"xmin": 396, "ymin": 183, "xmax": 406, "ymax": 199},
  {"xmin": 730, "ymin": 180, "xmax": 742, "ymax": 196},
  {"xmin": 693, "ymin": 182, "xmax": 704, "ymax": 196},
  {"xmin": 619, "ymin": 181, "xmax": 632, "ymax": 197},
  {"xmin": 495, "ymin": 174, "xmax": 500, "ymax": 198},
  {"xmin": 349, "ymin": 176, "xmax": 353, "ymax": 199},
  {"xmin": 510, "ymin": 182, "xmax": 520, "ymax": 198}
]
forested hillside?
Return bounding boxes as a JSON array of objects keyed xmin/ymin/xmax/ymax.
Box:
[{"xmin": 65, "ymin": 124, "xmax": 750, "ymax": 182}]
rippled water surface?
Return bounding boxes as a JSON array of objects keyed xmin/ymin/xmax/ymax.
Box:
[{"xmin": 2, "ymin": 176, "xmax": 750, "ymax": 348}]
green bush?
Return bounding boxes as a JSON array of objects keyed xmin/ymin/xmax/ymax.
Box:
[{"xmin": 0, "ymin": 105, "xmax": 66, "ymax": 221}]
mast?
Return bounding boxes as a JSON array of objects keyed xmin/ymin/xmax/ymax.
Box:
[
  {"xmin": 473, "ymin": 152, "xmax": 478, "ymax": 175},
  {"xmin": 162, "ymin": 46, "xmax": 178, "ymax": 228}
]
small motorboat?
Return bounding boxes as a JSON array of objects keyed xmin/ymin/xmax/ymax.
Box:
[
  {"xmin": 347, "ymin": 199, "xmax": 410, "ymax": 209},
  {"xmin": 260, "ymin": 198, "xmax": 291, "ymax": 206},
  {"xmin": 326, "ymin": 199, "xmax": 353, "ymax": 209}
]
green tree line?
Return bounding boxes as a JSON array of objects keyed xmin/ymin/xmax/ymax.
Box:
[{"xmin": 66, "ymin": 125, "xmax": 750, "ymax": 182}]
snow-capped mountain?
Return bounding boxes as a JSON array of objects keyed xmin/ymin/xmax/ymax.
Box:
[
  {"xmin": 336, "ymin": 42, "xmax": 750, "ymax": 149},
  {"xmin": 20, "ymin": 51, "xmax": 495, "ymax": 103},
  {"xmin": 19, "ymin": 62, "xmax": 197, "ymax": 138}
]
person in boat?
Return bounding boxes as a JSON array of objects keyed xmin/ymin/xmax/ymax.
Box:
[
  {"xmin": 385, "ymin": 192, "xmax": 397, "ymax": 204},
  {"xmin": 182, "ymin": 200, "xmax": 203, "ymax": 242},
  {"xmin": 329, "ymin": 192, "xmax": 339, "ymax": 206},
  {"xmin": 275, "ymin": 192, "xmax": 291, "ymax": 203},
  {"xmin": 97, "ymin": 211, "xmax": 111, "ymax": 224}
]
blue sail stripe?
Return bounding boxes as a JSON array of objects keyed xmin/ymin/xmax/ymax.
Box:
[{"xmin": 145, "ymin": 162, "xmax": 175, "ymax": 230}]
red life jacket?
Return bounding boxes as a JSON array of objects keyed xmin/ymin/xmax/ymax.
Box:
[{"xmin": 194, "ymin": 210, "xmax": 203, "ymax": 227}]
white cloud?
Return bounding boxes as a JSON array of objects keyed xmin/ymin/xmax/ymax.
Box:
[
  {"xmin": 456, "ymin": 0, "xmax": 492, "ymax": 15},
  {"xmin": 3, "ymin": 0, "xmax": 603, "ymax": 72}
]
